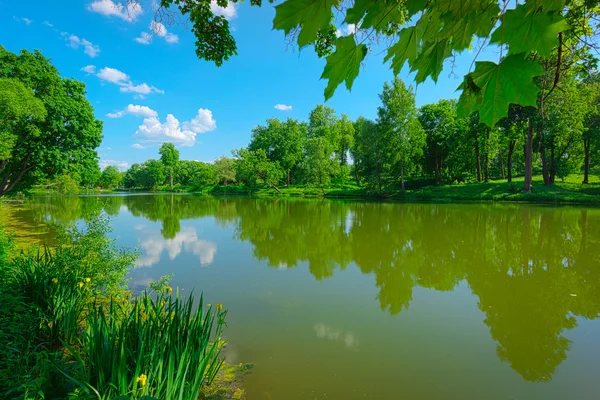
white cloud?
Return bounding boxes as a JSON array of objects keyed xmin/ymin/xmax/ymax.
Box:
[
  {"xmin": 119, "ymin": 83, "xmax": 164, "ymax": 95},
  {"xmin": 314, "ymin": 323, "xmax": 359, "ymax": 349},
  {"xmin": 136, "ymin": 108, "xmax": 216, "ymax": 147},
  {"xmin": 274, "ymin": 104, "xmax": 292, "ymax": 111},
  {"xmin": 183, "ymin": 109, "xmax": 217, "ymax": 133},
  {"xmin": 210, "ymin": 0, "xmax": 237, "ymax": 20},
  {"xmin": 134, "ymin": 32, "xmax": 152, "ymax": 45},
  {"xmin": 97, "ymin": 67, "xmax": 130, "ymax": 84},
  {"xmin": 22, "ymin": 17, "xmax": 33, "ymax": 25},
  {"xmin": 131, "ymin": 143, "xmax": 145, "ymax": 149},
  {"xmin": 87, "ymin": 0, "xmax": 143, "ymax": 22},
  {"xmin": 95, "ymin": 67, "xmax": 163, "ymax": 96},
  {"xmin": 336, "ymin": 23, "xmax": 356, "ymax": 37},
  {"xmin": 99, "ymin": 159, "xmax": 129, "ymax": 171},
  {"xmin": 81, "ymin": 65, "xmax": 97, "ymax": 74},
  {"xmin": 107, "ymin": 104, "xmax": 158, "ymax": 118},
  {"xmin": 136, "ymin": 227, "xmax": 217, "ymax": 267},
  {"xmin": 135, "ymin": 21, "xmax": 179, "ymax": 45},
  {"xmin": 66, "ymin": 35, "xmax": 101, "ymax": 57},
  {"xmin": 165, "ymin": 33, "xmax": 179, "ymax": 43},
  {"xmin": 43, "ymin": 21, "xmax": 53, "ymax": 27}
]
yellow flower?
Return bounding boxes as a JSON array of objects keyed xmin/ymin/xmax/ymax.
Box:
[
  {"xmin": 159, "ymin": 301, "xmax": 166, "ymax": 308},
  {"xmin": 78, "ymin": 282, "xmax": 84, "ymax": 288},
  {"xmin": 207, "ymin": 303, "xmax": 212, "ymax": 308},
  {"xmin": 166, "ymin": 286, "xmax": 173, "ymax": 293},
  {"xmin": 216, "ymin": 303, "xmax": 223, "ymax": 311},
  {"xmin": 47, "ymin": 321, "xmax": 53, "ymax": 329},
  {"xmin": 85, "ymin": 277, "xmax": 91, "ymax": 283},
  {"xmin": 51, "ymin": 278, "xmax": 58, "ymax": 284},
  {"xmin": 136, "ymin": 373, "xmax": 147, "ymax": 387}
]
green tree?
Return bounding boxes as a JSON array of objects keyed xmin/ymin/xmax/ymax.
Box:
[
  {"xmin": 234, "ymin": 148, "xmax": 284, "ymax": 191},
  {"xmin": 352, "ymin": 117, "xmax": 387, "ymax": 192},
  {"xmin": 0, "ymin": 48, "xmax": 102, "ymax": 196},
  {"xmin": 248, "ymin": 118, "xmax": 306, "ymax": 185},
  {"xmin": 213, "ymin": 157, "xmax": 237, "ymax": 185},
  {"xmin": 581, "ymin": 75, "xmax": 600, "ymax": 184},
  {"xmin": 376, "ymin": 78, "xmax": 425, "ymax": 191},
  {"xmin": 192, "ymin": 162, "xmax": 218, "ymax": 187},
  {"xmin": 130, "ymin": 0, "xmax": 598, "ymax": 127},
  {"xmin": 98, "ymin": 166, "xmax": 123, "ymax": 189},
  {"xmin": 302, "ymin": 137, "xmax": 336, "ymax": 194},
  {"xmin": 159, "ymin": 142, "xmax": 180, "ymax": 189}
]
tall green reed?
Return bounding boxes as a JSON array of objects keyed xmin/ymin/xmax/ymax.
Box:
[{"xmin": 65, "ymin": 289, "xmax": 227, "ymax": 400}]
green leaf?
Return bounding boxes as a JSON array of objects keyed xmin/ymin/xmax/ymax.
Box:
[
  {"xmin": 411, "ymin": 40, "xmax": 451, "ymax": 84},
  {"xmin": 320, "ymin": 35, "xmax": 367, "ymax": 100},
  {"xmin": 440, "ymin": 2, "xmax": 499, "ymax": 51},
  {"xmin": 527, "ymin": 0, "xmax": 567, "ymax": 13},
  {"xmin": 490, "ymin": 4, "xmax": 568, "ymax": 57},
  {"xmin": 406, "ymin": 0, "xmax": 429, "ymax": 16},
  {"xmin": 345, "ymin": 0, "xmax": 370, "ymax": 24},
  {"xmin": 384, "ymin": 26, "xmax": 421, "ymax": 75},
  {"xmin": 457, "ymin": 54, "xmax": 544, "ymax": 125},
  {"xmin": 273, "ymin": 0, "xmax": 337, "ymax": 48},
  {"xmin": 345, "ymin": 0, "xmax": 406, "ymax": 31}
]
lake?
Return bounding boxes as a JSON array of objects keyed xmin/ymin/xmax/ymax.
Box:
[{"xmin": 3, "ymin": 194, "xmax": 600, "ymax": 399}]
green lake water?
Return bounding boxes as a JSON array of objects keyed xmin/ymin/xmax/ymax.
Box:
[{"xmin": 4, "ymin": 194, "xmax": 600, "ymax": 399}]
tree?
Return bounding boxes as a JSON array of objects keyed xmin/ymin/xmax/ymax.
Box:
[
  {"xmin": 192, "ymin": 162, "xmax": 218, "ymax": 187},
  {"xmin": 234, "ymin": 148, "xmax": 284, "ymax": 191},
  {"xmin": 129, "ymin": 0, "xmax": 599, "ymax": 127},
  {"xmin": 352, "ymin": 117, "xmax": 387, "ymax": 192},
  {"xmin": 159, "ymin": 142, "xmax": 179, "ymax": 189},
  {"xmin": 419, "ymin": 100, "xmax": 459, "ymax": 185},
  {"xmin": 0, "ymin": 47, "xmax": 102, "ymax": 197},
  {"xmin": 213, "ymin": 157, "xmax": 236, "ymax": 185},
  {"xmin": 302, "ymin": 137, "xmax": 336, "ymax": 194},
  {"xmin": 581, "ymin": 75, "xmax": 600, "ymax": 184},
  {"xmin": 98, "ymin": 166, "xmax": 123, "ymax": 189},
  {"xmin": 248, "ymin": 118, "xmax": 306, "ymax": 185},
  {"xmin": 376, "ymin": 78, "xmax": 425, "ymax": 191}
]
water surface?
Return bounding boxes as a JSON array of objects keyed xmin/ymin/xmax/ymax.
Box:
[{"xmin": 4, "ymin": 194, "xmax": 600, "ymax": 399}]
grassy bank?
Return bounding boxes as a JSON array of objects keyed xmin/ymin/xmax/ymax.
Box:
[
  {"xmin": 0, "ymin": 216, "xmax": 248, "ymax": 400},
  {"xmin": 151, "ymin": 174, "xmax": 600, "ymax": 205}
]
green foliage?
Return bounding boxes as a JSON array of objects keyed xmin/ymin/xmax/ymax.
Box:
[
  {"xmin": 192, "ymin": 162, "xmax": 219, "ymax": 187},
  {"xmin": 213, "ymin": 156, "xmax": 237, "ymax": 185},
  {"xmin": 301, "ymin": 136, "xmax": 336, "ymax": 191},
  {"xmin": 273, "ymin": 0, "xmax": 337, "ymax": 47},
  {"xmin": 320, "ymin": 35, "xmax": 367, "ymax": 100},
  {"xmin": 159, "ymin": 142, "xmax": 180, "ymax": 189},
  {"xmin": 123, "ymin": 160, "xmax": 166, "ymax": 189},
  {"xmin": 0, "ymin": 47, "xmax": 102, "ymax": 196},
  {"xmin": 65, "ymin": 290, "xmax": 226, "ymax": 400},
  {"xmin": 234, "ymin": 148, "xmax": 284, "ymax": 189},
  {"xmin": 98, "ymin": 165, "xmax": 123, "ymax": 189}
]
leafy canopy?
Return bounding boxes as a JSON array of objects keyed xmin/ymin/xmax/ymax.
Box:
[{"xmin": 142, "ymin": 0, "xmax": 599, "ymax": 127}]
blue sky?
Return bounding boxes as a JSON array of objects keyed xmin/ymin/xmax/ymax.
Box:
[{"xmin": 3, "ymin": 0, "xmax": 496, "ymax": 171}]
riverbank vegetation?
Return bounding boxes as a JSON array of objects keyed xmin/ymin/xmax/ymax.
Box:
[{"xmin": 0, "ymin": 216, "xmax": 236, "ymax": 399}]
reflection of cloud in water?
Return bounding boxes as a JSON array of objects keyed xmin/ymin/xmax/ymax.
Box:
[
  {"xmin": 136, "ymin": 227, "xmax": 217, "ymax": 267},
  {"xmin": 314, "ymin": 323, "xmax": 359, "ymax": 348}
]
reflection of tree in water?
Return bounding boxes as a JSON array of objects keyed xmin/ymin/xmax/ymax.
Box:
[{"xmin": 24, "ymin": 195, "xmax": 600, "ymax": 382}]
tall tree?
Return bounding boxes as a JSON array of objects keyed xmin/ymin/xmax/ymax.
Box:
[
  {"xmin": 582, "ymin": 75, "xmax": 600, "ymax": 184},
  {"xmin": 98, "ymin": 166, "xmax": 123, "ymax": 189},
  {"xmin": 376, "ymin": 78, "xmax": 425, "ymax": 191},
  {"xmin": 302, "ymin": 137, "xmax": 336, "ymax": 194},
  {"xmin": 352, "ymin": 117, "xmax": 387, "ymax": 192},
  {"xmin": 213, "ymin": 157, "xmax": 236, "ymax": 185},
  {"xmin": 159, "ymin": 142, "xmax": 180, "ymax": 189},
  {"xmin": 0, "ymin": 47, "xmax": 102, "ymax": 196}
]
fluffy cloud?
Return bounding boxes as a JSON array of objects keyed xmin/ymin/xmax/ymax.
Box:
[
  {"xmin": 99, "ymin": 159, "xmax": 129, "ymax": 171},
  {"xmin": 135, "ymin": 21, "xmax": 179, "ymax": 45},
  {"xmin": 87, "ymin": 0, "xmax": 143, "ymax": 22},
  {"xmin": 131, "ymin": 143, "xmax": 145, "ymax": 149},
  {"xmin": 336, "ymin": 23, "xmax": 356, "ymax": 37},
  {"xmin": 136, "ymin": 108, "xmax": 216, "ymax": 147},
  {"xmin": 210, "ymin": 0, "xmax": 237, "ymax": 20},
  {"xmin": 107, "ymin": 104, "xmax": 158, "ymax": 118},
  {"xmin": 135, "ymin": 227, "xmax": 217, "ymax": 267},
  {"xmin": 183, "ymin": 109, "xmax": 217, "ymax": 133},
  {"xmin": 81, "ymin": 65, "xmax": 97, "ymax": 74},
  {"xmin": 94, "ymin": 67, "xmax": 163, "ymax": 96},
  {"xmin": 65, "ymin": 35, "xmax": 100, "ymax": 57},
  {"xmin": 274, "ymin": 104, "xmax": 292, "ymax": 111}
]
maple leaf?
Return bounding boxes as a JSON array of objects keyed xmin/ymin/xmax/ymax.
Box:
[
  {"xmin": 384, "ymin": 26, "xmax": 422, "ymax": 75},
  {"xmin": 457, "ymin": 54, "xmax": 544, "ymax": 125},
  {"xmin": 320, "ymin": 35, "xmax": 367, "ymax": 100},
  {"xmin": 273, "ymin": 0, "xmax": 337, "ymax": 48},
  {"xmin": 490, "ymin": 4, "xmax": 568, "ymax": 57}
]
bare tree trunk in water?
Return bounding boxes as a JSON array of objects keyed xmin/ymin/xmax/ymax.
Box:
[
  {"xmin": 499, "ymin": 146, "xmax": 505, "ymax": 179},
  {"xmin": 583, "ymin": 137, "xmax": 590, "ymax": 184},
  {"xmin": 400, "ymin": 161, "xmax": 405, "ymax": 192},
  {"xmin": 507, "ymin": 140, "xmax": 515, "ymax": 183},
  {"xmin": 475, "ymin": 133, "xmax": 482, "ymax": 182},
  {"xmin": 524, "ymin": 119, "xmax": 533, "ymax": 193}
]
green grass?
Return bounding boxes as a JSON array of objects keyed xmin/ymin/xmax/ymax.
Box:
[{"xmin": 174, "ymin": 174, "xmax": 600, "ymax": 205}]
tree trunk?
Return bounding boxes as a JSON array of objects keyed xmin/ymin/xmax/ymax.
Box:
[
  {"xmin": 435, "ymin": 156, "xmax": 444, "ymax": 185},
  {"xmin": 484, "ymin": 129, "xmax": 490, "ymax": 182},
  {"xmin": 475, "ymin": 137, "xmax": 482, "ymax": 182},
  {"xmin": 540, "ymin": 146, "xmax": 550, "ymax": 185},
  {"xmin": 507, "ymin": 140, "xmax": 515, "ymax": 183},
  {"xmin": 524, "ymin": 119, "xmax": 533, "ymax": 193},
  {"xmin": 321, "ymin": 185, "xmax": 326, "ymax": 196},
  {"xmin": 400, "ymin": 161, "xmax": 405, "ymax": 192},
  {"xmin": 270, "ymin": 184, "xmax": 281, "ymax": 193},
  {"xmin": 287, "ymin": 170, "xmax": 291, "ymax": 186},
  {"xmin": 583, "ymin": 137, "xmax": 590, "ymax": 184},
  {"xmin": 549, "ymin": 145, "xmax": 556, "ymax": 185},
  {"xmin": 170, "ymin": 166, "xmax": 173, "ymax": 189},
  {"xmin": 499, "ymin": 146, "xmax": 505, "ymax": 179}
]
